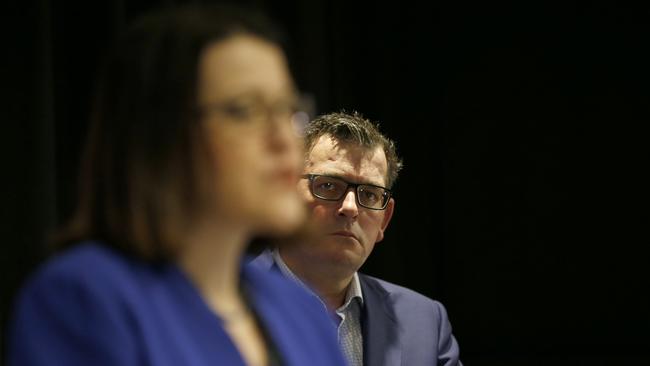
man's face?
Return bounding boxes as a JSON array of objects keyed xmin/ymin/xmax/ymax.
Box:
[{"xmin": 296, "ymin": 134, "xmax": 395, "ymax": 274}]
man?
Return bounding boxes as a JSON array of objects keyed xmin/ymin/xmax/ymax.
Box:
[{"xmin": 253, "ymin": 112, "xmax": 462, "ymax": 366}]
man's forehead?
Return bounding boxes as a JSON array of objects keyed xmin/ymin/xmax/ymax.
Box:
[{"xmin": 306, "ymin": 135, "xmax": 388, "ymax": 185}]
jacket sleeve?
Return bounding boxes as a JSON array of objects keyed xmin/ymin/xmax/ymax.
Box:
[{"xmin": 433, "ymin": 300, "xmax": 462, "ymax": 366}]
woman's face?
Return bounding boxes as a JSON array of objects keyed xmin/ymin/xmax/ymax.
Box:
[{"xmin": 197, "ymin": 35, "xmax": 305, "ymax": 235}]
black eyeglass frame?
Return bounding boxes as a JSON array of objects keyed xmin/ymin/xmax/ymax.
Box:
[{"xmin": 302, "ymin": 174, "xmax": 392, "ymax": 210}]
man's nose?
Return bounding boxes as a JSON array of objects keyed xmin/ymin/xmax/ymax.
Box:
[{"xmin": 337, "ymin": 189, "xmax": 359, "ymax": 219}]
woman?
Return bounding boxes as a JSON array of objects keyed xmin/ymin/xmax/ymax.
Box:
[{"xmin": 8, "ymin": 4, "xmax": 345, "ymax": 366}]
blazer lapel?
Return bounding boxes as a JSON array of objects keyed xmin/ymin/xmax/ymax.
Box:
[{"xmin": 360, "ymin": 275, "xmax": 401, "ymax": 366}]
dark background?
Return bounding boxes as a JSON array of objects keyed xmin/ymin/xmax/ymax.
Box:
[{"xmin": 2, "ymin": 1, "xmax": 649, "ymax": 365}]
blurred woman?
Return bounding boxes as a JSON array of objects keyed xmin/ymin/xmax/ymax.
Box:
[{"xmin": 8, "ymin": 4, "xmax": 345, "ymax": 366}]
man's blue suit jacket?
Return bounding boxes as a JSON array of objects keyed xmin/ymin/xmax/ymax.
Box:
[
  {"xmin": 252, "ymin": 251, "xmax": 462, "ymax": 366},
  {"xmin": 359, "ymin": 273, "xmax": 462, "ymax": 366}
]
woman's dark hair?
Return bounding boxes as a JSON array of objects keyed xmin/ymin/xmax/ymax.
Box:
[{"xmin": 56, "ymin": 4, "xmax": 287, "ymax": 261}]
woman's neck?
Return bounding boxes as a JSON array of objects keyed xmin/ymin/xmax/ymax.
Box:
[
  {"xmin": 177, "ymin": 219, "xmax": 269, "ymax": 366},
  {"xmin": 177, "ymin": 219, "xmax": 249, "ymax": 312}
]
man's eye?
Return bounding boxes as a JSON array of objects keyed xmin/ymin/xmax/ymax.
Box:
[
  {"xmin": 363, "ymin": 191, "xmax": 378, "ymax": 203},
  {"xmin": 318, "ymin": 182, "xmax": 336, "ymax": 191}
]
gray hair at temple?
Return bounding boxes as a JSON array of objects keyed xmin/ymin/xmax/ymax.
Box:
[{"xmin": 304, "ymin": 111, "xmax": 403, "ymax": 188}]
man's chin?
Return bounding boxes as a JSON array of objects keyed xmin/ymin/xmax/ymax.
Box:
[{"xmin": 316, "ymin": 247, "xmax": 365, "ymax": 272}]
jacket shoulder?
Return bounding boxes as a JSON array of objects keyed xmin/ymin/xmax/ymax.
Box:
[
  {"xmin": 8, "ymin": 242, "xmax": 141, "ymax": 365},
  {"xmin": 359, "ymin": 273, "xmax": 449, "ymax": 314},
  {"xmin": 20, "ymin": 242, "xmax": 141, "ymax": 296}
]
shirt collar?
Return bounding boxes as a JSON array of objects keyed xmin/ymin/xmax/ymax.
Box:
[{"xmin": 272, "ymin": 248, "xmax": 364, "ymax": 311}]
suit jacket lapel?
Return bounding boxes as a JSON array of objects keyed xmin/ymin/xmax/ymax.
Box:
[{"xmin": 360, "ymin": 274, "xmax": 401, "ymax": 366}]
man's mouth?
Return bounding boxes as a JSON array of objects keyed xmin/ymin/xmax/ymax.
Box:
[{"xmin": 330, "ymin": 231, "xmax": 358, "ymax": 241}]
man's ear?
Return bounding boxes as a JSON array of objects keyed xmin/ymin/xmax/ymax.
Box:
[{"xmin": 375, "ymin": 198, "xmax": 395, "ymax": 243}]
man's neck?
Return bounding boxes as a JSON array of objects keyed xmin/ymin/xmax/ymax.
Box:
[{"xmin": 277, "ymin": 248, "xmax": 354, "ymax": 310}]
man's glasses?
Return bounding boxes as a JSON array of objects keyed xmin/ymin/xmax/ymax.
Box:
[{"xmin": 302, "ymin": 174, "xmax": 392, "ymax": 210}]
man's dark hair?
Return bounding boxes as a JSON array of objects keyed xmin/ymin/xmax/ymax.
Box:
[
  {"xmin": 304, "ymin": 111, "xmax": 403, "ymax": 188},
  {"xmin": 55, "ymin": 4, "xmax": 287, "ymax": 261}
]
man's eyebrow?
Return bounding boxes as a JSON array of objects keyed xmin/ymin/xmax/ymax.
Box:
[{"xmin": 312, "ymin": 173, "xmax": 385, "ymax": 188}]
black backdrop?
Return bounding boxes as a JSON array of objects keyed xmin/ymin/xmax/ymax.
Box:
[{"xmin": 3, "ymin": 1, "xmax": 649, "ymax": 364}]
